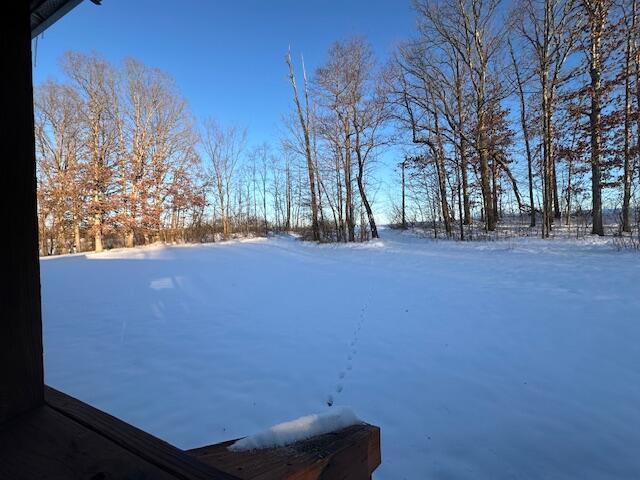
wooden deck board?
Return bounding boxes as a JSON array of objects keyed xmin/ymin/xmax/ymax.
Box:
[
  {"xmin": 188, "ymin": 423, "xmax": 381, "ymax": 480},
  {"xmin": 44, "ymin": 386, "xmax": 237, "ymax": 480},
  {"xmin": 0, "ymin": 405, "xmax": 180, "ymax": 480}
]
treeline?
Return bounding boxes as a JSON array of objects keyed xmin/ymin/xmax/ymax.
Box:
[
  {"xmin": 35, "ymin": 52, "xmax": 315, "ymax": 255},
  {"xmin": 283, "ymin": 0, "xmax": 640, "ymax": 243},
  {"xmin": 36, "ymin": 44, "xmax": 389, "ymax": 255},
  {"xmin": 387, "ymin": 0, "xmax": 640, "ymax": 238},
  {"xmin": 37, "ymin": 0, "xmax": 640, "ymax": 254}
]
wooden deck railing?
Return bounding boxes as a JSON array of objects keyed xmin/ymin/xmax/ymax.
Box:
[
  {"xmin": 0, "ymin": 386, "xmax": 381, "ymax": 480},
  {"xmin": 188, "ymin": 423, "xmax": 381, "ymax": 479}
]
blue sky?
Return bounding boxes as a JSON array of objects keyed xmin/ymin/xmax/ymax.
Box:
[
  {"xmin": 33, "ymin": 0, "xmax": 414, "ymax": 145},
  {"xmin": 33, "ymin": 0, "xmax": 417, "ymax": 219}
]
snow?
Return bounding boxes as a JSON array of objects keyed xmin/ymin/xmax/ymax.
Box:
[
  {"xmin": 228, "ymin": 407, "xmax": 360, "ymax": 451},
  {"xmin": 40, "ymin": 229, "xmax": 640, "ymax": 479}
]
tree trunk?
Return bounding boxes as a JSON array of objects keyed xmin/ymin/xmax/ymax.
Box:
[
  {"xmin": 542, "ymin": 81, "xmax": 553, "ymax": 237},
  {"xmin": 510, "ymin": 42, "xmax": 536, "ymax": 227},
  {"xmin": 588, "ymin": 0, "xmax": 605, "ymax": 236},
  {"xmin": 343, "ymin": 116, "xmax": 355, "ymax": 242},
  {"xmin": 434, "ymin": 148, "xmax": 451, "ymax": 237},
  {"xmin": 622, "ymin": 0, "xmax": 636, "ymax": 233},
  {"xmin": 552, "ymin": 152, "xmax": 561, "ymax": 220},
  {"xmin": 94, "ymin": 229, "xmax": 103, "ymax": 253},
  {"xmin": 456, "ymin": 153, "xmax": 465, "ymax": 241},
  {"xmin": 401, "ymin": 160, "xmax": 407, "ymax": 229},
  {"xmin": 492, "ymin": 159, "xmax": 499, "ymax": 223},
  {"xmin": 636, "ymin": 40, "xmax": 640, "ymax": 208},
  {"xmin": 286, "ymin": 52, "xmax": 320, "ymax": 241},
  {"xmin": 455, "ymin": 64, "xmax": 471, "ymax": 225},
  {"xmin": 566, "ymin": 158, "xmax": 573, "ymax": 226},
  {"xmin": 93, "ymin": 191, "xmax": 103, "ymax": 253},
  {"xmin": 478, "ymin": 128, "xmax": 495, "ymax": 231},
  {"xmin": 354, "ymin": 147, "xmax": 378, "ymax": 239},
  {"xmin": 74, "ymin": 221, "xmax": 81, "ymax": 253}
]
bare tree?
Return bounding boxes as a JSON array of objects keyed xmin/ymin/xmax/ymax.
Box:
[
  {"xmin": 508, "ymin": 39, "xmax": 538, "ymax": 227},
  {"xmin": 203, "ymin": 120, "xmax": 247, "ymax": 239},
  {"xmin": 583, "ymin": 0, "xmax": 610, "ymax": 235},
  {"xmin": 414, "ymin": 0, "xmax": 506, "ymax": 232},
  {"xmin": 286, "ymin": 50, "xmax": 321, "ymax": 241},
  {"xmin": 63, "ymin": 52, "xmax": 120, "ymax": 252},
  {"xmin": 621, "ymin": 0, "xmax": 637, "ymax": 232},
  {"xmin": 34, "ymin": 80, "xmax": 84, "ymax": 254},
  {"xmin": 515, "ymin": 0, "xmax": 581, "ymax": 235}
]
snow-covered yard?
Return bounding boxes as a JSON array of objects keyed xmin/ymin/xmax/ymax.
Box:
[{"xmin": 41, "ymin": 229, "xmax": 640, "ymax": 479}]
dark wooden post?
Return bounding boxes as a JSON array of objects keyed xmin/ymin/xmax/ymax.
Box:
[{"xmin": 0, "ymin": 2, "xmax": 45, "ymax": 423}]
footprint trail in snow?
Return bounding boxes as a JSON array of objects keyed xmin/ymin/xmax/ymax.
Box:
[{"xmin": 326, "ymin": 291, "xmax": 371, "ymax": 407}]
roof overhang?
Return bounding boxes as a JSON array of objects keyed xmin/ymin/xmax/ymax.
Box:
[{"xmin": 30, "ymin": 0, "xmax": 100, "ymax": 39}]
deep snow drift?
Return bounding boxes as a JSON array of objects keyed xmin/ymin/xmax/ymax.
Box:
[{"xmin": 41, "ymin": 229, "xmax": 640, "ymax": 479}]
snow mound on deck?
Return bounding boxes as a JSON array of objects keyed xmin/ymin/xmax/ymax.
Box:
[{"xmin": 228, "ymin": 407, "xmax": 360, "ymax": 451}]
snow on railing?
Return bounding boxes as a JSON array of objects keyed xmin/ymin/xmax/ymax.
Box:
[{"xmin": 228, "ymin": 407, "xmax": 360, "ymax": 451}]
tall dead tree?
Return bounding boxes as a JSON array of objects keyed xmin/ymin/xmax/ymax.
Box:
[{"xmin": 286, "ymin": 50, "xmax": 321, "ymax": 241}]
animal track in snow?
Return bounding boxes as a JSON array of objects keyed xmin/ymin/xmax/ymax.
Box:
[{"xmin": 325, "ymin": 291, "xmax": 372, "ymax": 407}]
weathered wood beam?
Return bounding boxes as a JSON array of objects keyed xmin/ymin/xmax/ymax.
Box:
[
  {"xmin": 0, "ymin": 1, "xmax": 45, "ymax": 424},
  {"xmin": 188, "ymin": 423, "xmax": 381, "ymax": 480}
]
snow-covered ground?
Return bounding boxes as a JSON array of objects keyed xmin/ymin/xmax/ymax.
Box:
[{"xmin": 41, "ymin": 229, "xmax": 640, "ymax": 479}]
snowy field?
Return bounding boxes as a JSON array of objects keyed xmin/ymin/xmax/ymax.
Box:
[{"xmin": 41, "ymin": 229, "xmax": 640, "ymax": 479}]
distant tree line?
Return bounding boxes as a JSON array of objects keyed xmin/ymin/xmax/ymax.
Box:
[
  {"xmin": 385, "ymin": 0, "xmax": 640, "ymax": 239},
  {"xmin": 283, "ymin": 0, "xmax": 640, "ymax": 243},
  {"xmin": 37, "ymin": 0, "xmax": 640, "ymax": 254},
  {"xmin": 35, "ymin": 52, "xmax": 314, "ymax": 255},
  {"xmin": 36, "ymin": 42, "xmax": 390, "ymax": 254}
]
